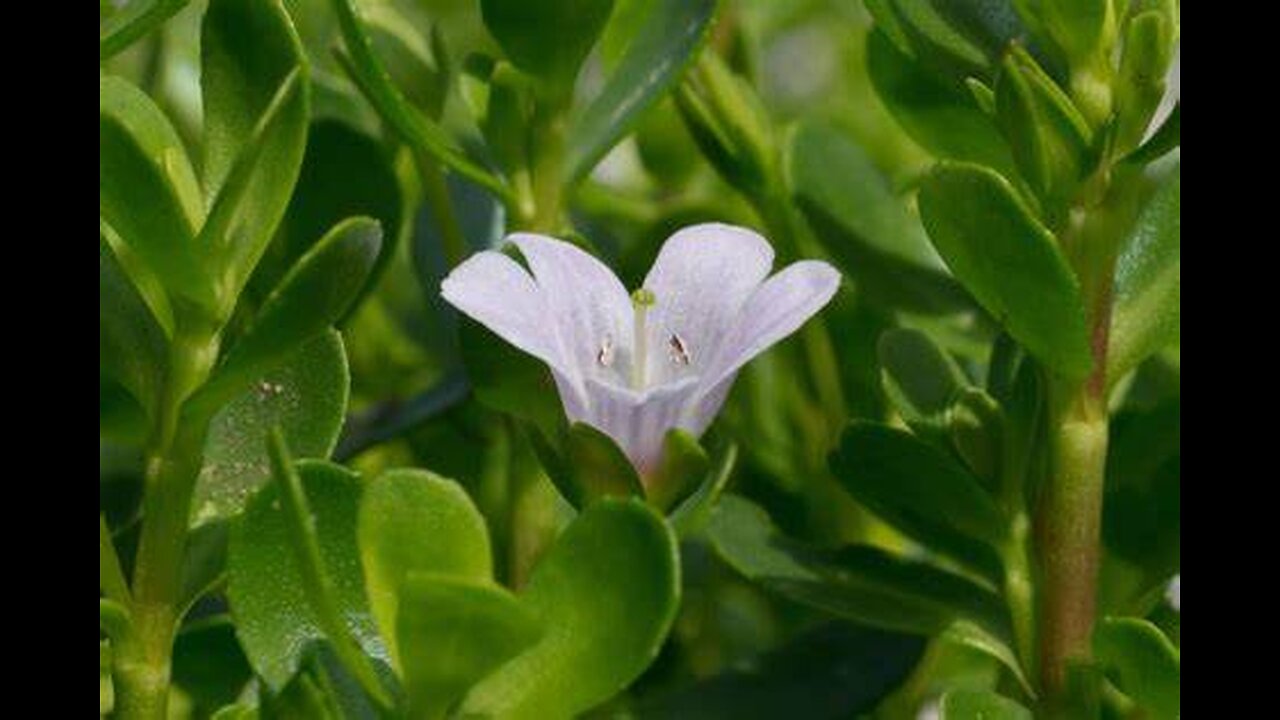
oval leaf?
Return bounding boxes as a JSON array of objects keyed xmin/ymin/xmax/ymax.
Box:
[
  {"xmin": 192, "ymin": 330, "xmax": 349, "ymax": 526},
  {"xmin": 357, "ymin": 469, "xmax": 493, "ymax": 669},
  {"xmin": 994, "ymin": 45, "xmax": 1093, "ymax": 214},
  {"xmin": 227, "ymin": 459, "xmax": 384, "ymax": 690},
  {"xmin": 877, "ymin": 327, "xmax": 970, "ymax": 426},
  {"xmin": 918, "ymin": 161, "xmax": 1091, "ymax": 378},
  {"xmin": 830, "ymin": 421, "xmax": 1007, "ymax": 573},
  {"xmin": 461, "ymin": 499, "xmax": 680, "ymax": 718},
  {"xmin": 1108, "ymin": 164, "xmax": 1179, "ymax": 383},
  {"xmin": 100, "ymin": 75, "xmax": 211, "ymax": 310},
  {"xmin": 193, "ymin": 217, "xmax": 381, "ymax": 417},
  {"xmin": 1093, "ymin": 617, "xmax": 1180, "ymax": 718},
  {"xmin": 201, "ymin": 0, "xmax": 306, "ymax": 196},
  {"xmin": 707, "ymin": 495, "xmax": 1010, "ymax": 639},
  {"xmin": 397, "ymin": 574, "xmax": 541, "ymax": 720}
]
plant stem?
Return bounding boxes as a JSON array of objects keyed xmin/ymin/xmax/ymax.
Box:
[
  {"xmin": 1037, "ymin": 384, "xmax": 1107, "ymax": 700},
  {"xmin": 113, "ymin": 319, "xmax": 219, "ymax": 720},
  {"xmin": 101, "ymin": 514, "xmax": 132, "ymax": 605},
  {"xmin": 523, "ymin": 106, "xmax": 568, "ymax": 233}
]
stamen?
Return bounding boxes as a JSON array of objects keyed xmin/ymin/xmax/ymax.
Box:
[
  {"xmin": 597, "ymin": 335, "xmax": 614, "ymax": 367},
  {"xmin": 631, "ymin": 288, "xmax": 656, "ymax": 389},
  {"xmin": 669, "ymin": 333, "xmax": 690, "ymax": 365}
]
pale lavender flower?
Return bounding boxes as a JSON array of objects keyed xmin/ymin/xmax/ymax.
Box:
[{"xmin": 441, "ymin": 223, "xmax": 840, "ymax": 477}]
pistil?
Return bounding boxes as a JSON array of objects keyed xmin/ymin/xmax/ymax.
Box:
[{"xmin": 631, "ymin": 288, "xmax": 656, "ymax": 389}]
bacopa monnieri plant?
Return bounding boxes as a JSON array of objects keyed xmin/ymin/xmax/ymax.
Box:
[{"xmin": 101, "ymin": 0, "xmax": 1179, "ymax": 717}]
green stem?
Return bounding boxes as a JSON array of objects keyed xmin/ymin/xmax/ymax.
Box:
[
  {"xmin": 522, "ymin": 106, "xmax": 569, "ymax": 233},
  {"xmin": 113, "ymin": 319, "xmax": 220, "ymax": 720},
  {"xmin": 100, "ymin": 514, "xmax": 131, "ymax": 605},
  {"xmin": 1036, "ymin": 162, "xmax": 1128, "ymax": 706},
  {"xmin": 1037, "ymin": 385, "xmax": 1107, "ymax": 700}
]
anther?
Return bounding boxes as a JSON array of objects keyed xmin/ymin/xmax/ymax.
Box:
[
  {"xmin": 668, "ymin": 333, "xmax": 690, "ymax": 365},
  {"xmin": 597, "ymin": 336, "xmax": 615, "ymax": 367}
]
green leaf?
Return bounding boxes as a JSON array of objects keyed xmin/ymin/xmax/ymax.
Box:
[
  {"xmin": 193, "ymin": 331, "xmax": 349, "ymax": 525},
  {"xmin": 256, "ymin": 120, "xmax": 403, "ymax": 307},
  {"xmin": 266, "ymin": 431, "xmax": 393, "ymax": 709},
  {"xmin": 1108, "ymin": 164, "xmax": 1179, "ymax": 383},
  {"xmin": 866, "ymin": 29, "xmax": 1019, "ymax": 181},
  {"xmin": 480, "ymin": 0, "xmax": 615, "ymax": 93},
  {"xmin": 674, "ymin": 52, "xmax": 775, "ymax": 197},
  {"xmin": 1093, "ymin": 617, "xmax": 1180, "ymax": 718},
  {"xmin": 227, "ymin": 459, "xmax": 383, "ymax": 691},
  {"xmin": 328, "ymin": 0, "xmax": 511, "ymax": 202},
  {"xmin": 1039, "ymin": 0, "xmax": 1112, "ymax": 65},
  {"xmin": 994, "ymin": 45, "xmax": 1093, "ymax": 214},
  {"xmin": 531, "ymin": 422, "xmax": 645, "ymax": 510},
  {"xmin": 101, "ymin": 0, "xmax": 191, "ymax": 60},
  {"xmin": 1114, "ymin": 10, "xmax": 1176, "ymax": 154},
  {"xmin": 707, "ymin": 495, "xmax": 1010, "ymax": 639},
  {"xmin": 100, "ymin": 240, "xmax": 168, "ymax": 419},
  {"xmin": 357, "ymin": 469, "xmax": 493, "ymax": 669},
  {"xmin": 877, "ymin": 327, "xmax": 970, "ymax": 427},
  {"xmin": 885, "ymin": 0, "xmax": 990, "ymax": 76},
  {"xmin": 918, "ymin": 162, "xmax": 1091, "ymax": 379},
  {"xmin": 364, "ymin": 4, "xmax": 449, "ymax": 119},
  {"xmin": 197, "ymin": 68, "xmax": 311, "ymax": 314},
  {"xmin": 192, "ymin": 218, "xmax": 381, "ymax": 418},
  {"xmin": 669, "ymin": 440, "xmax": 738, "ymax": 538},
  {"xmin": 100, "ymin": 599, "xmax": 131, "ymax": 642},
  {"xmin": 100, "ymin": 75, "xmax": 212, "ymax": 311},
  {"xmin": 461, "ymin": 499, "xmax": 680, "ymax": 718},
  {"xmin": 789, "ymin": 121, "xmax": 971, "ymax": 314},
  {"xmin": 647, "ymin": 429, "xmax": 711, "ymax": 511},
  {"xmin": 830, "ymin": 421, "xmax": 1006, "ymax": 575},
  {"xmin": 201, "ymin": 0, "xmax": 307, "ymax": 197},
  {"xmin": 940, "ymin": 688, "xmax": 1032, "ymax": 719},
  {"xmin": 397, "ymin": 574, "xmax": 541, "ymax": 720},
  {"xmin": 1124, "ymin": 102, "xmax": 1178, "ymax": 166},
  {"xmin": 633, "ymin": 622, "xmax": 925, "ymax": 719},
  {"xmin": 947, "ymin": 387, "xmax": 1005, "ymax": 491},
  {"xmin": 564, "ymin": 0, "xmax": 718, "ymax": 184},
  {"xmin": 941, "ymin": 619, "xmax": 1034, "ymax": 697}
]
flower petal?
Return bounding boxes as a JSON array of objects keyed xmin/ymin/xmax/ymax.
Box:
[
  {"xmin": 441, "ymin": 249, "xmax": 585, "ymax": 413},
  {"xmin": 510, "ymin": 233, "xmax": 634, "ymax": 387},
  {"xmin": 582, "ymin": 375, "xmax": 700, "ymax": 476},
  {"xmin": 641, "ymin": 223, "xmax": 774, "ymax": 384},
  {"xmin": 697, "ymin": 260, "xmax": 841, "ymax": 401}
]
